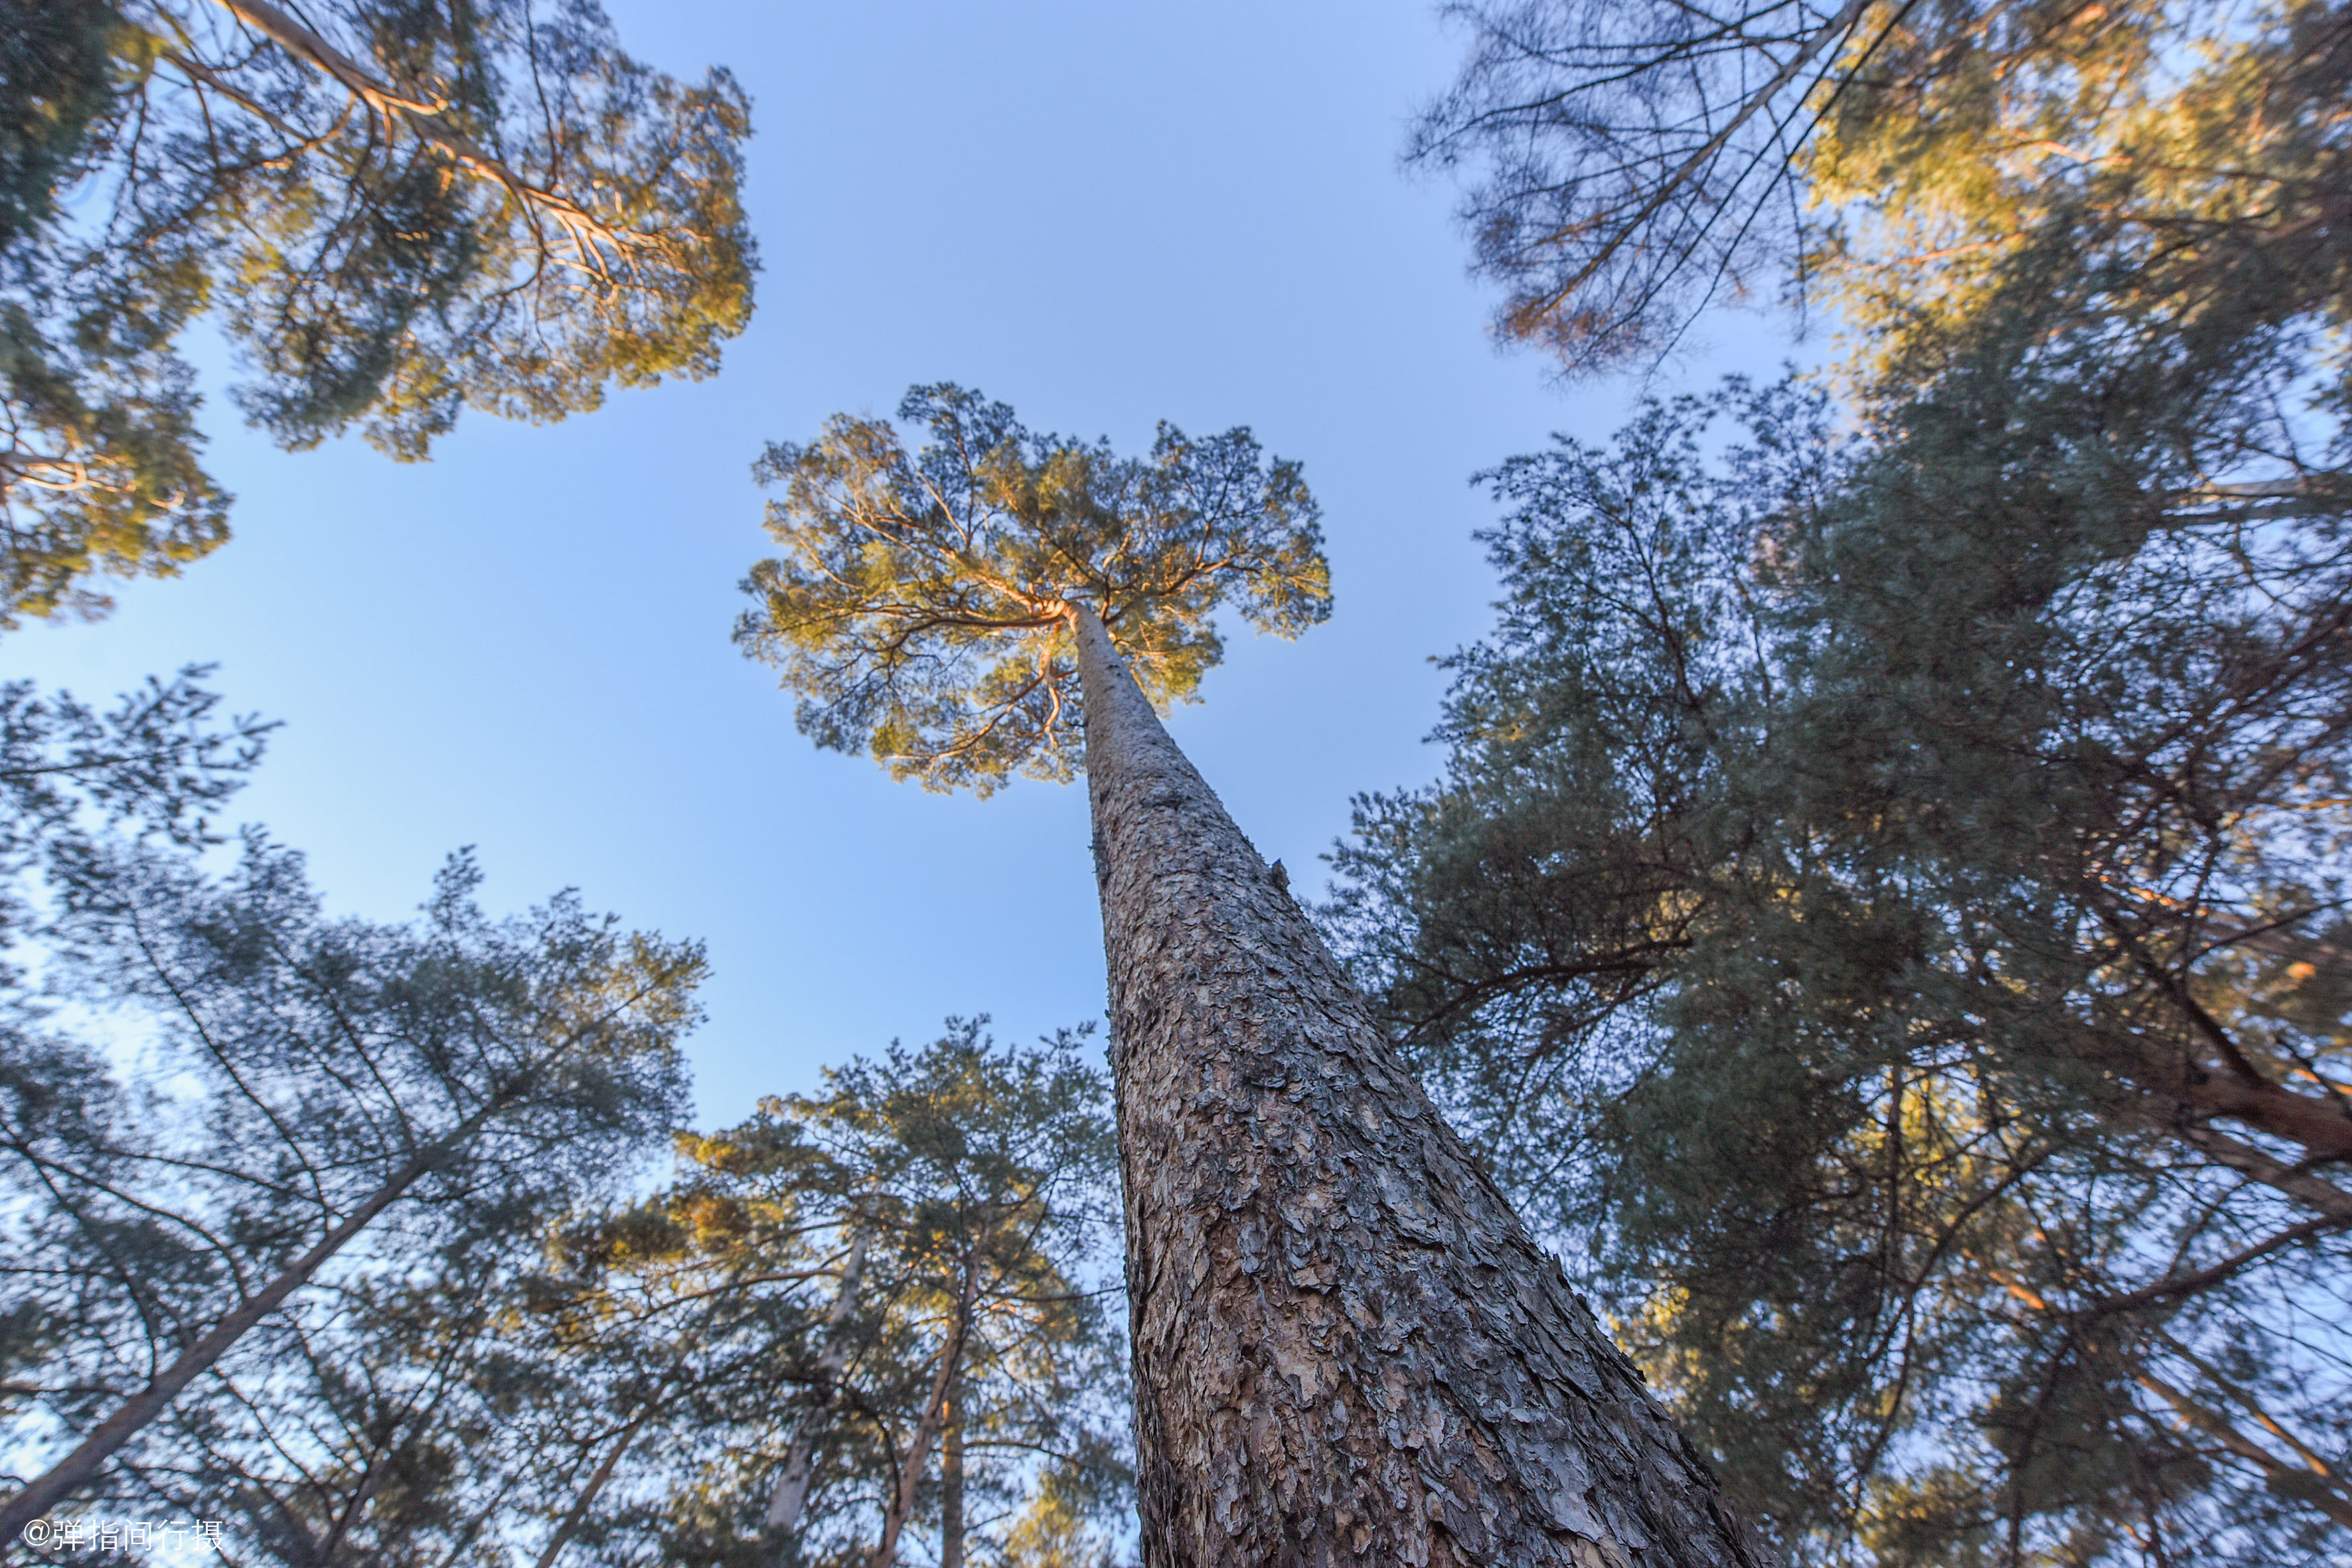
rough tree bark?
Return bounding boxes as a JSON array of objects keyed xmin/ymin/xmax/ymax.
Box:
[{"xmin": 1070, "ymin": 604, "xmax": 1776, "ymax": 1568}]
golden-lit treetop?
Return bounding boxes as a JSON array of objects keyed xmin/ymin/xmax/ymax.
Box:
[
  {"xmin": 1413, "ymin": 0, "xmax": 2351, "ymax": 391},
  {"xmin": 0, "ymin": 0, "xmax": 755, "ymax": 626},
  {"xmin": 1806, "ymin": 0, "xmax": 2352, "ymax": 385},
  {"xmin": 736, "ymin": 384, "xmax": 1330, "ymax": 795}
]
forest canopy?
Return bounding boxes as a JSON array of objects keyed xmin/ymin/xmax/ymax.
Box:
[
  {"xmin": 4, "ymin": 0, "xmax": 2350, "ymax": 1563},
  {"xmin": 0, "ymin": 673, "xmax": 1124, "ymax": 1565},
  {"xmin": 1413, "ymin": 0, "xmax": 2352, "ymax": 398},
  {"xmin": 1349, "ymin": 13, "xmax": 2352, "ymax": 1553}
]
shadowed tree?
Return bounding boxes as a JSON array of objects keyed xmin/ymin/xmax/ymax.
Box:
[
  {"xmin": 510, "ymin": 1020, "xmax": 1127, "ymax": 1568},
  {"xmin": 1327, "ymin": 376, "xmax": 2352, "ymax": 1562},
  {"xmin": 0, "ymin": 0, "xmax": 754, "ymax": 625},
  {"xmin": 0, "ymin": 671, "xmax": 715, "ymax": 1561},
  {"xmin": 778, "ymin": 1023, "xmax": 1125, "ymax": 1568},
  {"xmin": 736, "ymin": 384, "xmax": 1776, "ymax": 1568}
]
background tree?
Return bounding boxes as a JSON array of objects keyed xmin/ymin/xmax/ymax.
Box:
[
  {"xmin": 0, "ymin": 664, "xmax": 270, "ymax": 941},
  {"xmin": 1395, "ymin": 5, "xmax": 2352, "ymax": 1552},
  {"xmin": 0, "ymin": 675, "xmax": 1121, "ymax": 1568},
  {"xmin": 0, "ymin": 703, "xmax": 704, "ymax": 1545},
  {"xmin": 1328, "ymin": 376, "xmax": 2352, "ymax": 1563},
  {"xmin": 738, "ymin": 385, "xmax": 1776, "ymax": 1567},
  {"xmin": 499, "ymin": 1157, "xmax": 854, "ymax": 1568},
  {"xmin": 528, "ymin": 1018, "xmax": 1128, "ymax": 1568},
  {"xmin": 0, "ymin": 666, "xmax": 268, "ymax": 1478},
  {"xmin": 0, "ymin": 0, "xmax": 754, "ymax": 625}
]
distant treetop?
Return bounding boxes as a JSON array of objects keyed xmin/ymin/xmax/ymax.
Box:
[
  {"xmin": 736, "ymin": 384, "xmax": 1330, "ymax": 796},
  {"xmin": 1412, "ymin": 0, "xmax": 2351, "ymax": 390}
]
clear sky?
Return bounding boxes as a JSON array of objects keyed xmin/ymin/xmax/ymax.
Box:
[{"xmin": 5, "ymin": 0, "xmax": 1797, "ymax": 1126}]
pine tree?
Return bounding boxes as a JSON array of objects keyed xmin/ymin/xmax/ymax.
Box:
[
  {"xmin": 1411, "ymin": 0, "xmax": 2352, "ymax": 387},
  {"xmin": 1328, "ymin": 376, "xmax": 2352, "ymax": 1562},
  {"xmin": 0, "ymin": 689, "xmax": 702, "ymax": 1544},
  {"xmin": 0, "ymin": 0, "xmax": 754, "ymax": 624},
  {"xmin": 736, "ymin": 385, "xmax": 1776, "ymax": 1567},
  {"xmin": 528, "ymin": 1020, "xmax": 1127, "ymax": 1568}
]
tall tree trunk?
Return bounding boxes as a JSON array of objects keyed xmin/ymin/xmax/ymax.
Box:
[
  {"xmin": 940, "ymin": 1374, "xmax": 965, "ymax": 1568},
  {"xmin": 1069, "ymin": 604, "xmax": 1776, "ymax": 1568},
  {"xmin": 767, "ymin": 1229, "xmax": 871, "ymax": 1551}
]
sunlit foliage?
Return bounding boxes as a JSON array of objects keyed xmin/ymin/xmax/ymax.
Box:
[
  {"xmin": 737, "ymin": 384, "xmax": 1329, "ymax": 796},
  {"xmin": 0, "ymin": 0, "xmax": 755, "ymax": 625},
  {"xmin": 529, "ymin": 1021, "xmax": 1129, "ymax": 1567},
  {"xmin": 1412, "ymin": 0, "xmax": 2352, "ymax": 397}
]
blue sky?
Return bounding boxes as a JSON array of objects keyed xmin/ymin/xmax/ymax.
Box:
[{"xmin": 5, "ymin": 0, "xmax": 1798, "ymax": 1125}]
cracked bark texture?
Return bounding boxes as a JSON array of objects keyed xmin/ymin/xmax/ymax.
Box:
[{"xmin": 1072, "ymin": 606, "xmax": 1777, "ymax": 1568}]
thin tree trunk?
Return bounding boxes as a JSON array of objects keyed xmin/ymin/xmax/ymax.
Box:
[
  {"xmin": 766, "ymin": 1229, "xmax": 871, "ymax": 1551},
  {"xmin": 0, "ymin": 1095, "xmax": 509, "ymax": 1539},
  {"xmin": 940, "ymin": 1375, "xmax": 965, "ymax": 1568},
  {"xmin": 316, "ymin": 1440, "xmax": 397, "ymax": 1564},
  {"xmin": 1069, "ymin": 603, "xmax": 1776, "ymax": 1568},
  {"xmin": 534, "ymin": 1406, "xmax": 654, "ymax": 1568},
  {"xmin": 867, "ymin": 1255, "xmax": 979, "ymax": 1568}
]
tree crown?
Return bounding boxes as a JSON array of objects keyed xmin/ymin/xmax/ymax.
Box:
[
  {"xmin": 737, "ymin": 384, "xmax": 1330, "ymax": 795},
  {"xmin": 1, "ymin": 0, "xmax": 755, "ymax": 625},
  {"xmin": 532, "ymin": 1021, "xmax": 1127, "ymax": 1567},
  {"xmin": 1413, "ymin": 0, "xmax": 2351, "ymax": 403}
]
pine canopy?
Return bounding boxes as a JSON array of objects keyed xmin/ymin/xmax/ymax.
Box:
[
  {"xmin": 0, "ymin": 0, "xmax": 755, "ymax": 625},
  {"xmin": 737, "ymin": 384, "xmax": 1329, "ymax": 795}
]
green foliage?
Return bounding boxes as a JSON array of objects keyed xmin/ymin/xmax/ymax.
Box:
[
  {"xmin": 1808, "ymin": 0, "xmax": 2352, "ymax": 399},
  {"xmin": 997, "ymin": 1458, "xmax": 1127, "ymax": 1568},
  {"xmin": 0, "ymin": 0, "xmax": 755, "ymax": 625},
  {"xmin": 738, "ymin": 384, "xmax": 1330, "ymax": 795},
  {"xmin": 0, "ymin": 666, "xmax": 268, "ymax": 1445},
  {"xmin": 529, "ymin": 1020, "xmax": 1130, "ymax": 1567},
  {"xmin": 0, "ymin": 0, "xmax": 116, "ymax": 254},
  {"xmin": 1370, "ymin": 25, "xmax": 2352, "ymax": 1547},
  {"xmin": 1328, "ymin": 373, "xmax": 2352, "ymax": 1563},
  {"xmin": 0, "ymin": 673, "xmax": 704, "ymax": 1553},
  {"xmin": 0, "ymin": 680, "xmax": 1127, "ymax": 1564},
  {"xmin": 0, "ymin": 664, "xmax": 270, "ymax": 887}
]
